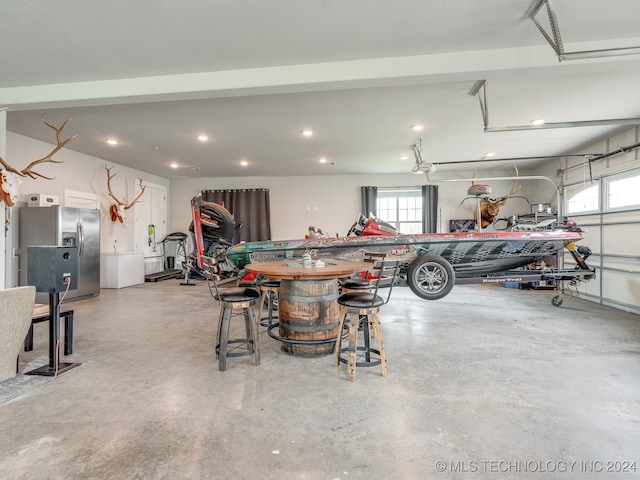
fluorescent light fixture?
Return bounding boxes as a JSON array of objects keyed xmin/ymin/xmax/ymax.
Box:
[
  {"xmin": 240, "ymin": 160, "xmax": 248, "ymax": 167},
  {"xmin": 197, "ymin": 135, "xmax": 209, "ymax": 142},
  {"xmin": 106, "ymin": 139, "xmax": 118, "ymax": 145},
  {"xmin": 400, "ymin": 155, "xmax": 409, "ymax": 160},
  {"xmin": 411, "ymin": 124, "xmax": 424, "ymax": 131},
  {"xmin": 530, "ymin": 118, "xmax": 546, "ymax": 126},
  {"xmin": 301, "ymin": 130, "xmax": 313, "ymax": 137},
  {"xmin": 170, "ymin": 162, "xmax": 179, "ymax": 169},
  {"xmin": 319, "ymin": 157, "xmax": 328, "ymax": 164},
  {"xmin": 483, "ymin": 152, "xmax": 496, "ymax": 158}
]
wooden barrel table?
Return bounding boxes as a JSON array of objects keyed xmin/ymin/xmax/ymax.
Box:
[
  {"xmin": 244, "ymin": 259, "xmax": 370, "ymax": 357},
  {"xmin": 278, "ymin": 279, "xmax": 340, "ymax": 356}
]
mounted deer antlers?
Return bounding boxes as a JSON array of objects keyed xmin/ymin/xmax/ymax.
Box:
[
  {"xmin": 473, "ymin": 167, "xmax": 520, "ymax": 229},
  {"xmin": 105, "ymin": 166, "xmax": 146, "ymax": 223},
  {"xmin": 0, "ymin": 115, "xmax": 75, "ymax": 206}
]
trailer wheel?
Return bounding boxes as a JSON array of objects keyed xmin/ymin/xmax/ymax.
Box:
[
  {"xmin": 407, "ymin": 255, "xmax": 455, "ymax": 300},
  {"xmin": 551, "ymin": 295, "xmax": 563, "ymax": 307}
]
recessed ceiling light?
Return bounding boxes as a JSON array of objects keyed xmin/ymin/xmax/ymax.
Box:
[
  {"xmin": 240, "ymin": 160, "xmax": 248, "ymax": 167},
  {"xmin": 106, "ymin": 139, "xmax": 118, "ymax": 146},
  {"xmin": 170, "ymin": 162, "xmax": 179, "ymax": 169},
  {"xmin": 411, "ymin": 125, "xmax": 424, "ymax": 131},
  {"xmin": 301, "ymin": 130, "xmax": 313, "ymax": 137},
  {"xmin": 530, "ymin": 118, "xmax": 546, "ymax": 126},
  {"xmin": 197, "ymin": 135, "xmax": 209, "ymax": 142},
  {"xmin": 400, "ymin": 155, "xmax": 409, "ymax": 160},
  {"xmin": 319, "ymin": 157, "xmax": 328, "ymax": 164},
  {"xmin": 483, "ymin": 152, "xmax": 495, "ymax": 158}
]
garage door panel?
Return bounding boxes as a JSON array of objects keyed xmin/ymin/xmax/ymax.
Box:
[
  {"xmin": 602, "ymin": 270, "xmax": 640, "ymax": 307},
  {"xmin": 603, "ymin": 223, "xmax": 640, "ymax": 256}
]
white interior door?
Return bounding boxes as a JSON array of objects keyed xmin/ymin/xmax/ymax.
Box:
[{"xmin": 135, "ymin": 183, "xmax": 167, "ymax": 270}]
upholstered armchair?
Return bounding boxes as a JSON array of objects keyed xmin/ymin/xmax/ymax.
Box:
[{"xmin": 0, "ymin": 286, "xmax": 36, "ymax": 382}]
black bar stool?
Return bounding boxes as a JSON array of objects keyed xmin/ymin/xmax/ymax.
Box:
[
  {"xmin": 334, "ymin": 259, "xmax": 401, "ymax": 381},
  {"xmin": 339, "ymin": 252, "xmax": 388, "ymax": 339},
  {"xmin": 339, "ymin": 252, "xmax": 387, "ymax": 293},
  {"xmin": 202, "ymin": 256, "xmax": 260, "ymax": 371}
]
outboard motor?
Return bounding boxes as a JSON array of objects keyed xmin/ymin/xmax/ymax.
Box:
[{"xmin": 186, "ymin": 200, "xmax": 239, "ymax": 279}]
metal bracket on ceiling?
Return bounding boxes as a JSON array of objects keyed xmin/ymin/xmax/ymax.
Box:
[
  {"xmin": 468, "ymin": 79, "xmax": 640, "ymax": 132},
  {"xmin": 469, "ymin": 80, "xmax": 488, "ymax": 130},
  {"xmin": 529, "ymin": 0, "xmax": 640, "ymax": 61}
]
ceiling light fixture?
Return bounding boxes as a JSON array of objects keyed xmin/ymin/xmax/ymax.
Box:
[
  {"xmin": 169, "ymin": 162, "xmax": 200, "ymax": 170},
  {"xmin": 197, "ymin": 135, "xmax": 209, "ymax": 142},
  {"xmin": 301, "ymin": 130, "xmax": 313, "ymax": 137},
  {"xmin": 318, "ymin": 157, "xmax": 327, "ymax": 164},
  {"xmin": 240, "ymin": 160, "xmax": 248, "ymax": 167},
  {"xmin": 530, "ymin": 118, "xmax": 546, "ymax": 126},
  {"xmin": 411, "ymin": 124, "xmax": 424, "ymax": 131},
  {"xmin": 106, "ymin": 139, "xmax": 118, "ymax": 145},
  {"xmin": 400, "ymin": 155, "xmax": 409, "ymax": 160},
  {"xmin": 483, "ymin": 152, "xmax": 496, "ymax": 158}
]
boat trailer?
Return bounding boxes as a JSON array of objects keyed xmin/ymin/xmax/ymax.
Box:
[{"xmin": 455, "ymin": 242, "xmax": 595, "ymax": 306}]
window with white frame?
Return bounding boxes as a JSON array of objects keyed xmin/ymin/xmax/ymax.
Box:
[
  {"xmin": 606, "ymin": 171, "xmax": 640, "ymax": 210},
  {"xmin": 376, "ymin": 188, "xmax": 422, "ymax": 233},
  {"xmin": 565, "ymin": 182, "xmax": 600, "ymax": 214}
]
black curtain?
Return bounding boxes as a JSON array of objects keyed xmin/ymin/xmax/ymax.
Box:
[
  {"xmin": 201, "ymin": 189, "xmax": 271, "ymax": 243},
  {"xmin": 422, "ymin": 185, "xmax": 438, "ymax": 233},
  {"xmin": 361, "ymin": 186, "xmax": 378, "ymax": 217}
]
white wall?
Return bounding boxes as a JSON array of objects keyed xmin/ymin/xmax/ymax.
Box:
[
  {"xmin": 2, "ymin": 132, "xmax": 169, "ymax": 287},
  {"xmin": 168, "ymin": 168, "xmax": 538, "ymax": 241},
  {"xmin": 0, "ymin": 111, "xmax": 6, "ymax": 288}
]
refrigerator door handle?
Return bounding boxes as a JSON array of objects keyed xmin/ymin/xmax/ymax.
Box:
[{"xmin": 78, "ymin": 222, "xmax": 85, "ymax": 257}]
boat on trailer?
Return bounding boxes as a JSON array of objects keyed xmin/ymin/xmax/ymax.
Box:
[{"xmin": 228, "ymin": 214, "xmax": 596, "ymax": 303}]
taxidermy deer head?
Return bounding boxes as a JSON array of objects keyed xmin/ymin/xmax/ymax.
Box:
[
  {"xmin": 105, "ymin": 166, "xmax": 146, "ymax": 223},
  {"xmin": 473, "ymin": 167, "xmax": 520, "ymax": 228},
  {"xmin": 0, "ymin": 115, "xmax": 74, "ymax": 206}
]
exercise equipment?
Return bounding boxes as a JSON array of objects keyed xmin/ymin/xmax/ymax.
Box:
[{"xmin": 144, "ymin": 232, "xmax": 188, "ymax": 282}]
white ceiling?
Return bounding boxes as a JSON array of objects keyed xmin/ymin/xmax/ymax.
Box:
[{"xmin": 2, "ymin": 0, "xmax": 640, "ymax": 179}]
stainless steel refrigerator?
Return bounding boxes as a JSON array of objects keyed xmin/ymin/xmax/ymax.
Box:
[{"xmin": 20, "ymin": 206, "xmax": 101, "ymax": 302}]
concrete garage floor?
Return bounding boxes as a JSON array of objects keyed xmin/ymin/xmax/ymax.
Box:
[{"xmin": 1, "ymin": 281, "xmax": 639, "ymax": 480}]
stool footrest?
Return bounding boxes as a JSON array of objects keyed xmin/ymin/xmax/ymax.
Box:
[
  {"xmin": 260, "ymin": 316, "xmax": 275, "ymax": 327},
  {"xmin": 337, "ymin": 346, "xmax": 382, "ymax": 367},
  {"xmin": 267, "ymin": 322, "xmax": 347, "ymax": 355},
  {"xmin": 216, "ymin": 339, "xmax": 256, "ymax": 358}
]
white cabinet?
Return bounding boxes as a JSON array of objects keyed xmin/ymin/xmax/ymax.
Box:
[{"xmin": 100, "ymin": 252, "xmax": 145, "ymax": 288}]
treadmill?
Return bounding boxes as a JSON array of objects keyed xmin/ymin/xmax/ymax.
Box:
[{"xmin": 144, "ymin": 232, "xmax": 188, "ymax": 282}]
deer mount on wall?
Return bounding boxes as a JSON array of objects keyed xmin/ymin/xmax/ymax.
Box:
[
  {"xmin": 105, "ymin": 166, "xmax": 146, "ymax": 223},
  {"xmin": 0, "ymin": 115, "xmax": 74, "ymax": 206},
  {"xmin": 459, "ymin": 167, "xmax": 521, "ymax": 229}
]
